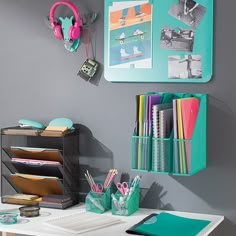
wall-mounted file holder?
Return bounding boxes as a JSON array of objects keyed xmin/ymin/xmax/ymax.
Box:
[
  {"xmin": 112, "ymin": 185, "xmax": 139, "ymax": 216},
  {"xmin": 85, "ymin": 184, "xmax": 115, "ymax": 214},
  {"xmin": 131, "ymin": 92, "xmax": 207, "ymax": 176}
]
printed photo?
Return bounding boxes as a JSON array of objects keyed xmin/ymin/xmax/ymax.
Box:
[
  {"xmin": 160, "ymin": 26, "xmax": 194, "ymax": 52},
  {"xmin": 168, "ymin": 0, "xmax": 207, "ymax": 29},
  {"xmin": 108, "ymin": 1, "xmax": 152, "ymax": 68},
  {"xmin": 168, "ymin": 55, "xmax": 202, "ymax": 79}
]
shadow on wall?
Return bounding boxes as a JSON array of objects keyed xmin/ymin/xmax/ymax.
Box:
[
  {"xmin": 74, "ymin": 124, "xmax": 113, "ymax": 201},
  {"xmin": 140, "ymin": 182, "xmax": 174, "ymax": 210},
  {"xmin": 170, "ymin": 95, "xmax": 236, "ymax": 211},
  {"xmin": 114, "ymin": 173, "xmax": 173, "ymax": 211}
]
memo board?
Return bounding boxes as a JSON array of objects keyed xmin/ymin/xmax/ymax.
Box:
[{"xmin": 104, "ymin": 0, "xmax": 214, "ymax": 83}]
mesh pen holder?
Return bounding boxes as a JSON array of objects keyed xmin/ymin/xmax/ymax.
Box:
[
  {"xmin": 85, "ymin": 184, "xmax": 114, "ymax": 214},
  {"xmin": 112, "ymin": 185, "xmax": 139, "ymax": 216}
]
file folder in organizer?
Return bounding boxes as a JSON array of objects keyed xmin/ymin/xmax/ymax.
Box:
[
  {"xmin": 9, "ymin": 173, "xmax": 63, "ymax": 197},
  {"xmin": 177, "ymin": 99, "xmax": 187, "ymax": 174},
  {"xmin": 10, "ymin": 146, "xmax": 63, "ymax": 163},
  {"xmin": 138, "ymin": 95, "xmax": 144, "ymax": 169},
  {"xmin": 181, "ymin": 98, "xmax": 199, "ymax": 173},
  {"xmin": 173, "ymin": 99, "xmax": 179, "ymax": 173},
  {"xmin": 142, "ymin": 95, "xmax": 148, "ymax": 169},
  {"xmin": 135, "ymin": 95, "xmax": 140, "ymax": 135}
]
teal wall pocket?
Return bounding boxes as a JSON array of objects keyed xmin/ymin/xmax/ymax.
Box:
[
  {"xmin": 104, "ymin": 0, "xmax": 213, "ymax": 83},
  {"xmin": 131, "ymin": 92, "xmax": 207, "ymax": 176}
]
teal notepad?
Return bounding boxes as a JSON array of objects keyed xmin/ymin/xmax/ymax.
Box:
[{"xmin": 135, "ymin": 212, "xmax": 210, "ymax": 236}]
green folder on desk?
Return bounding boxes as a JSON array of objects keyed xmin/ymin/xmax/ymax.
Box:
[{"xmin": 134, "ymin": 212, "xmax": 210, "ymax": 236}]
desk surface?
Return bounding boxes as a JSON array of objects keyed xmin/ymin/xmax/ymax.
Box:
[{"xmin": 0, "ymin": 202, "xmax": 224, "ymax": 236}]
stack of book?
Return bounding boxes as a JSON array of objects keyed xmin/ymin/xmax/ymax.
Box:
[
  {"xmin": 39, "ymin": 194, "xmax": 74, "ymax": 209},
  {"xmin": 2, "ymin": 193, "xmax": 41, "ymax": 205}
]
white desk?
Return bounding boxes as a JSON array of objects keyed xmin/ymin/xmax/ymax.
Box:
[{"xmin": 0, "ymin": 203, "xmax": 224, "ymax": 236}]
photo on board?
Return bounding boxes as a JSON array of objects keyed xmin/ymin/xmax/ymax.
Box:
[
  {"xmin": 160, "ymin": 26, "xmax": 194, "ymax": 52},
  {"xmin": 168, "ymin": 54, "xmax": 202, "ymax": 79},
  {"xmin": 108, "ymin": 1, "xmax": 152, "ymax": 68},
  {"xmin": 168, "ymin": 0, "xmax": 207, "ymax": 29}
]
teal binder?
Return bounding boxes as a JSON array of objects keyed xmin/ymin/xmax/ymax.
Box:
[{"xmin": 134, "ymin": 212, "xmax": 211, "ymax": 236}]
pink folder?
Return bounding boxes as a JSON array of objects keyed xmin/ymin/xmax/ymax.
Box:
[{"xmin": 181, "ymin": 98, "xmax": 199, "ymax": 173}]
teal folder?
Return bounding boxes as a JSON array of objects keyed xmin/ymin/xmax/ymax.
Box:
[{"xmin": 135, "ymin": 212, "xmax": 210, "ymax": 236}]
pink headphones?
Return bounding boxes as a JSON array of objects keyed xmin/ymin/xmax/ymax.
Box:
[{"xmin": 49, "ymin": 1, "xmax": 81, "ymax": 40}]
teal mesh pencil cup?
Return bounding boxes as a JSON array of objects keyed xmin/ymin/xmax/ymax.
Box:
[
  {"xmin": 85, "ymin": 184, "xmax": 114, "ymax": 214},
  {"xmin": 112, "ymin": 185, "xmax": 140, "ymax": 216}
]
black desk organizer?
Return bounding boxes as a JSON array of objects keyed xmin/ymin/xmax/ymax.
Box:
[{"xmin": 0, "ymin": 128, "xmax": 80, "ymax": 207}]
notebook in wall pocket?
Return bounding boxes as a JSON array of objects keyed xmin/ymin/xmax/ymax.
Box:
[
  {"xmin": 181, "ymin": 97, "xmax": 199, "ymax": 173},
  {"xmin": 152, "ymin": 103, "xmax": 172, "ymax": 172},
  {"xmin": 159, "ymin": 108, "xmax": 173, "ymax": 172},
  {"xmin": 147, "ymin": 94, "xmax": 162, "ymax": 136}
]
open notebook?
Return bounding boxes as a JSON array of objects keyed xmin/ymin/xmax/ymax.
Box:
[{"xmin": 43, "ymin": 210, "xmax": 121, "ymax": 234}]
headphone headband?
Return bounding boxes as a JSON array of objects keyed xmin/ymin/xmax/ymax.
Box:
[{"xmin": 49, "ymin": 1, "xmax": 80, "ymax": 27}]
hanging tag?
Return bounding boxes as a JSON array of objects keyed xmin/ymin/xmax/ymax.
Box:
[{"xmin": 77, "ymin": 58, "xmax": 99, "ymax": 81}]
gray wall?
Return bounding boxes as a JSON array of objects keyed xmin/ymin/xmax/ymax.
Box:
[{"xmin": 0, "ymin": 0, "xmax": 235, "ymax": 235}]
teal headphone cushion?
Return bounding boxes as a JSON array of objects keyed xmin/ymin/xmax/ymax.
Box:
[
  {"xmin": 18, "ymin": 119, "xmax": 46, "ymax": 129},
  {"xmin": 48, "ymin": 118, "xmax": 73, "ymax": 129}
]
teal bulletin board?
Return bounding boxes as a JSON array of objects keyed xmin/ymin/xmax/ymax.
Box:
[{"xmin": 104, "ymin": 0, "xmax": 213, "ymax": 83}]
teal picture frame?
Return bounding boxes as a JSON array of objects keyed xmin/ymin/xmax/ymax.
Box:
[{"xmin": 104, "ymin": 0, "xmax": 214, "ymax": 83}]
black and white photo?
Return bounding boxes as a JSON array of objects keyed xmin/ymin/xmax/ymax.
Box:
[
  {"xmin": 160, "ymin": 26, "xmax": 194, "ymax": 52},
  {"xmin": 168, "ymin": 0, "xmax": 207, "ymax": 29},
  {"xmin": 168, "ymin": 54, "xmax": 202, "ymax": 79}
]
